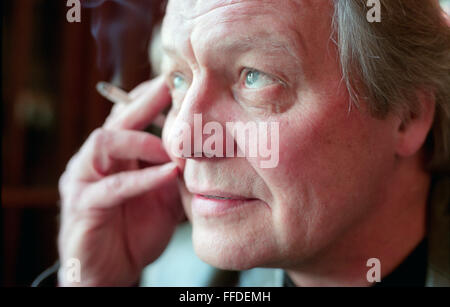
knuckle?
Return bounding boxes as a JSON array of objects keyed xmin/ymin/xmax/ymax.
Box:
[
  {"xmin": 89, "ymin": 128, "xmax": 113, "ymax": 176},
  {"xmin": 138, "ymin": 133, "xmax": 155, "ymax": 150},
  {"xmin": 90, "ymin": 128, "xmax": 111, "ymax": 151},
  {"xmin": 105, "ymin": 174, "xmax": 125, "ymax": 192},
  {"xmin": 59, "ymin": 163, "xmax": 80, "ymax": 197},
  {"xmin": 58, "ymin": 172, "xmax": 69, "ymax": 194},
  {"xmin": 64, "ymin": 152, "xmax": 82, "ymax": 177},
  {"xmin": 90, "ymin": 128, "xmax": 103, "ymax": 142}
]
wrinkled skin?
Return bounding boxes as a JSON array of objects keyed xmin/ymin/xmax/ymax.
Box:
[
  {"xmin": 161, "ymin": 0, "xmax": 433, "ymax": 285},
  {"xmin": 58, "ymin": 0, "xmax": 434, "ymax": 286}
]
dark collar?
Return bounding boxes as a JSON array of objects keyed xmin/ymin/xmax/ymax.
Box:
[{"xmin": 283, "ymin": 238, "xmax": 428, "ymax": 287}]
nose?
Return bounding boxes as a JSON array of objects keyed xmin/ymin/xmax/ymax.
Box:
[{"xmin": 164, "ymin": 76, "xmax": 229, "ymax": 163}]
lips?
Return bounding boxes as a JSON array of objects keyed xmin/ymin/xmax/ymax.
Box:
[
  {"xmin": 187, "ymin": 186, "xmax": 254, "ymax": 200},
  {"xmin": 187, "ymin": 187, "xmax": 259, "ymax": 217},
  {"xmin": 200, "ymin": 195, "xmax": 238, "ymax": 200}
]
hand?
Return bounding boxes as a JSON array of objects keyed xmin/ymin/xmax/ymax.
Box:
[{"xmin": 57, "ymin": 76, "xmax": 184, "ymax": 286}]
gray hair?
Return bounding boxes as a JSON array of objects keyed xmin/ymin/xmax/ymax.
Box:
[{"xmin": 333, "ymin": 0, "xmax": 450, "ymax": 173}]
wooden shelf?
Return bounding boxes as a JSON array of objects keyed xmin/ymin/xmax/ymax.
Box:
[
  {"xmin": 1, "ymin": 0, "xmax": 165, "ymax": 286},
  {"xmin": 2, "ymin": 186, "xmax": 59, "ymax": 208}
]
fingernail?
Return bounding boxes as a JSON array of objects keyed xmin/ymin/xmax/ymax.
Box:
[{"xmin": 160, "ymin": 162, "xmax": 177, "ymax": 173}]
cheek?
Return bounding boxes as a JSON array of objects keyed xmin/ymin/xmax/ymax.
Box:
[
  {"xmin": 267, "ymin": 96, "xmax": 376, "ymax": 194},
  {"xmin": 257, "ymin": 97, "xmax": 392, "ymax": 243}
]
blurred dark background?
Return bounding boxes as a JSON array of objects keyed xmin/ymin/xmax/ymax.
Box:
[{"xmin": 2, "ymin": 0, "xmax": 165, "ymax": 286}]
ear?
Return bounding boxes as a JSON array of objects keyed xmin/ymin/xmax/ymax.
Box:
[{"xmin": 395, "ymin": 91, "xmax": 436, "ymax": 158}]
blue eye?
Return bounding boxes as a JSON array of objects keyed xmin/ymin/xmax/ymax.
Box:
[
  {"xmin": 246, "ymin": 70, "xmax": 260, "ymax": 87},
  {"xmin": 243, "ymin": 69, "xmax": 276, "ymax": 89},
  {"xmin": 172, "ymin": 73, "xmax": 189, "ymax": 91}
]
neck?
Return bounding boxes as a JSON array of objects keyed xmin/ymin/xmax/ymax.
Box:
[{"xmin": 286, "ymin": 154, "xmax": 431, "ymax": 286}]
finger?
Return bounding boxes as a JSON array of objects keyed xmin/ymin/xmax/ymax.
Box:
[
  {"xmin": 80, "ymin": 162, "xmax": 178, "ymax": 210},
  {"xmin": 104, "ymin": 76, "xmax": 171, "ymax": 131},
  {"xmin": 152, "ymin": 113, "xmax": 166, "ymax": 128},
  {"xmin": 74, "ymin": 129, "xmax": 171, "ymax": 181},
  {"xmin": 104, "ymin": 80, "xmax": 156, "ymax": 125},
  {"xmin": 104, "ymin": 103, "xmax": 127, "ymax": 126},
  {"xmin": 108, "ymin": 105, "xmax": 166, "ymax": 129},
  {"xmin": 129, "ymin": 80, "xmax": 152, "ymax": 99}
]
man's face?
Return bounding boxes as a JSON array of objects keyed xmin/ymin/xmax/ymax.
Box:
[{"xmin": 161, "ymin": 0, "xmax": 398, "ymax": 270}]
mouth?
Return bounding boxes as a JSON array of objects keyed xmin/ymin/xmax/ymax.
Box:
[
  {"xmin": 198, "ymin": 194, "xmax": 252, "ymax": 201},
  {"xmin": 188, "ymin": 189, "xmax": 260, "ymax": 217},
  {"xmin": 200, "ymin": 195, "xmax": 237, "ymax": 200},
  {"xmin": 187, "ymin": 186, "xmax": 253, "ymax": 200}
]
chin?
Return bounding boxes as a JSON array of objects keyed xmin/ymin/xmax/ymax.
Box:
[{"xmin": 191, "ymin": 222, "xmax": 278, "ymax": 271}]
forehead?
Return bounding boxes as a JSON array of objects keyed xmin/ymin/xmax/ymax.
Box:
[
  {"xmin": 165, "ymin": 0, "xmax": 325, "ymax": 17},
  {"xmin": 162, "ymin": 0, "xmax": 331, "ymax": 59}
]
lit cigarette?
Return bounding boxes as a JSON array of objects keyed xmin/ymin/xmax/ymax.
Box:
[
  {"xmin": 96, "ymin": 81, "xmax": 166, "ymax": 127},
  {"xmin": 96, "ymin": 82, "xmax": 132, "ymax": 104}
]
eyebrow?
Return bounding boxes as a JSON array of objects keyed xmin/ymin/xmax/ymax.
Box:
[{"xmin": 227, "ymin": 36, "xmax": 303, "ymax": 63}]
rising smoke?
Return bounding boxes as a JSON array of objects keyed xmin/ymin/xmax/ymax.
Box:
[{"xmin": 82, "ymin": 0, "xmax": 158, "ymax": 87}]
